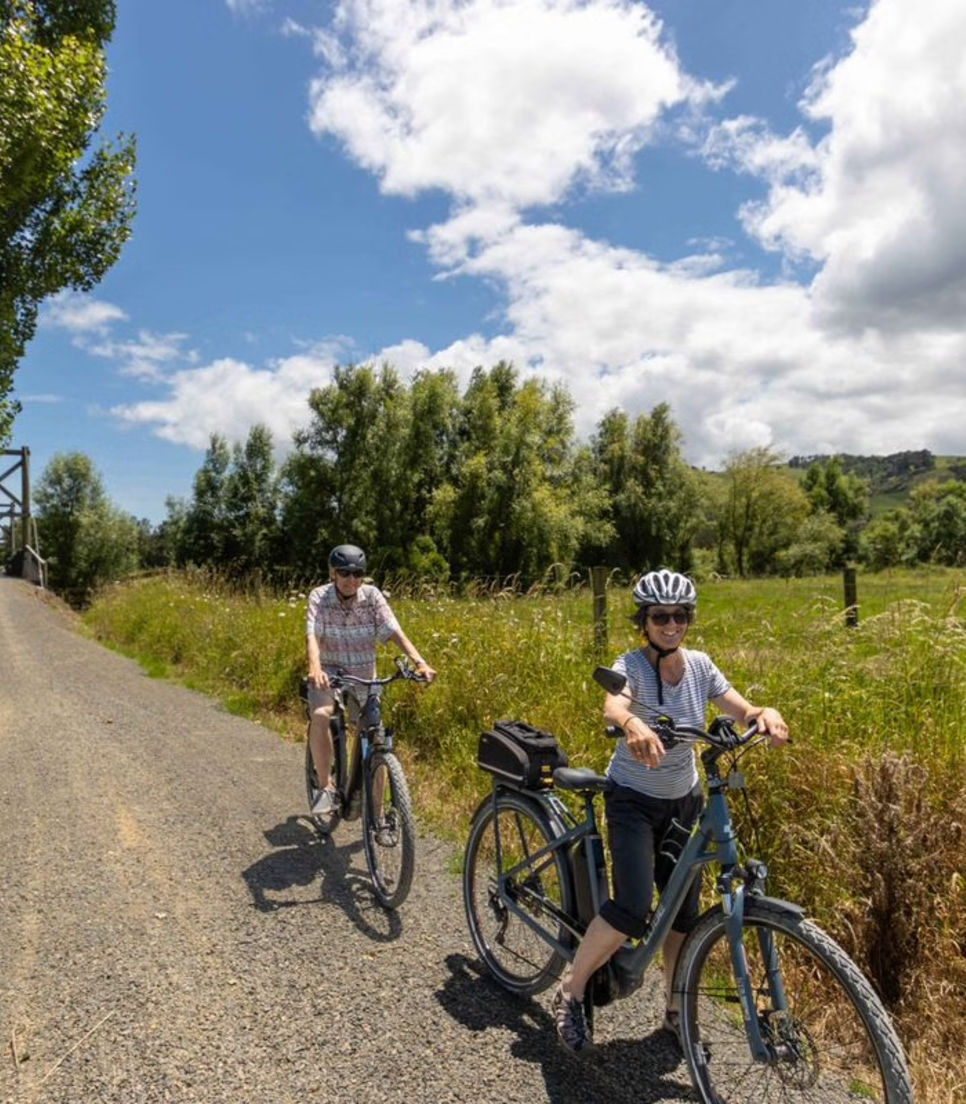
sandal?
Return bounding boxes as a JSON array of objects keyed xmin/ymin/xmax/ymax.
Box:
[
  {"xmin": 662, "ymin": 1009, "xmax": 682, "ymax": 1046},
  {"xmin": 663, "ymin": 1009, "xmax": 711, "ymax": 1061}
]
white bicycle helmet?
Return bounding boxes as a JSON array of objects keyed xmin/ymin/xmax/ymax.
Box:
[{"xmin": 632, "ymin": 569, "xmax": 697, "ymax": 609}]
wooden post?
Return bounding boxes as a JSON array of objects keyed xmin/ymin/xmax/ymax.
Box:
[
  {"xmin": 843, "ymin": 565, "xmax": 858, "ymax": 627},
  {"xmin": 591, "ymin": 566, "xmax": 608, "ymax": 657}
]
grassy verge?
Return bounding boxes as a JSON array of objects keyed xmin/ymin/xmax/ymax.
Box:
[{"xmin": 84, "ymin": 567, "xmax": 966, "ymax": 1103}]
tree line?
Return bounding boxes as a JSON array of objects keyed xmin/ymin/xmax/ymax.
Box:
[{"xmin": 22, "ymin": 361, "xmax": 966, "ymax": 600}]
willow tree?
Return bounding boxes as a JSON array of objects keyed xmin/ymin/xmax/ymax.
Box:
[
  {"xmin": 592, "ymin": 402, "xmax": 700, "ymax": 573},
  {"xmin": 34, "ymin": 450, "xmax": 139, "ymax": 598},
  {"xmin": 0, "ymin": 0, "xmax": 136, "ymax": 440},
  {"xmin": 717, "ymin": 447, "xmax": 810, "ymax": 576},
  {"xmin": 428, "ymin": 363, "xmax": 603, "ymax": 581}
]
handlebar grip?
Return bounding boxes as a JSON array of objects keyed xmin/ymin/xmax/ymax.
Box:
[
  {"xmin": 607, "ymin": 721, "xmax": 678, "ymax": 748},
  {"xmin": 652, "ymin": 724, "xmax": 679, "ymax": 749}
]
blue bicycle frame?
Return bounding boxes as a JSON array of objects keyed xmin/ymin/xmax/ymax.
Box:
[{"xmin": 489, "ymin": 727, "xmax": 800, "ymax": 1063}]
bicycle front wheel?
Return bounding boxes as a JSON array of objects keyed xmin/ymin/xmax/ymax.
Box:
[
  {"xmin": 462, "ymin": 790, "xmax": 573, "ymax": 996},
  {"xmin": 676, "ymin": 900, "xmax": 913, "ymax": 1104},
  {"xmin": 362, "ymin": 751, "xmax": 416, "ymax": 909}
]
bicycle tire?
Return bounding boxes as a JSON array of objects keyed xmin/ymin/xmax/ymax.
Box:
[
  {"xmin": 676, "ymin": 900, "xmax": 913, "ymax": 1104},
  {"xmin": 362, "ymin": 751, "xmax": 416, "ymax": 909},
  {"xmin": 305, "ymin": 714, "xmax": 346, "ymax": 836},
  {"xmin": 462, "ymin": 789, "xmax": 574, "ymax": 996}
]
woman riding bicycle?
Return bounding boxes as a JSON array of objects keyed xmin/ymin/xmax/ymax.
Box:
[
  {"xmin": 305, "ymin": 543, "xmax": 436, "ymax": 817},
  {"xmin": 553, "ymin": 569, "xmax": 789, "ymax": 1053}
]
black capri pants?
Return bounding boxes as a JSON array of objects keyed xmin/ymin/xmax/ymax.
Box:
[{"xmin": 599, "ymin": 782, "xmax": 705, "ymax": 940}]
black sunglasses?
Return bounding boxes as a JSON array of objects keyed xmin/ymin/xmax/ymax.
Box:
[
  {"xmin": 335, "ymin": 568, "xmax": 364, "ymax": 579},
  {"xmin": 648, "ymin": 609, "xmax": 690, "ymax": 625}
]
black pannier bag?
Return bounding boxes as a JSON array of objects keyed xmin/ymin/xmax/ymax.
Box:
[{"xmin": 477, "ymin": 720, "xmax": 568, "ymax": 790}]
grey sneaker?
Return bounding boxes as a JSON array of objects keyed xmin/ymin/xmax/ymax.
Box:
[
  {"xmin": 662, "ymin": 1010, "xmax": 682, "ymax": 1047},
  {"xmin": 311, "ymin": 787, "xmax": 336, "ymax": 816},
  {"xmin": 552, "ymin": 985, "xmax": 593, "ymax": 1053},
  {"xmin": 374, "ymin": 820, "xmax": 395, "ymax": 847}
]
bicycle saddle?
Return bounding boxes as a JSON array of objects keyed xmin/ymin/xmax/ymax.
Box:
[{"xmin": 553, "ymin": 766, "xmax": 611, "ymax": 793}]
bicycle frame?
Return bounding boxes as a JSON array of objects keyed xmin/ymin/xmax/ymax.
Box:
[
  {"xmin": 488, "ymin": 744, "xmax": 798, "ymax": 1062},
  {"xmin": 490, "ymin": 785, "xmax": 603, "ymax": 948},
  {"xmin": 333, "ymin": 679, "xmax": 395, "ymax": 812}
]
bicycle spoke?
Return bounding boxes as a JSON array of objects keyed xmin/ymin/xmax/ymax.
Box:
[
  {"xmin": 679, "ymin": 905, "xmax": 912, "ymax": 1104},
  {"xmin": 362, "ymin": 752, "xmax": 415, "ymax": 909},
  {"xmin": 463, "ymin": 791, "xmax": 572, "ymax": 995}
]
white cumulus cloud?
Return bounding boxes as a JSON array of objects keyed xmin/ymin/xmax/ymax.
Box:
[
  {"xmin": 105, "ymin": 0, "xmax": 966, "ymax": 472},
  {"xmin": 309, "ymin": 0, "xmax": 719, "ymax": 212},
  {"xmin": 719, "ymin": 0, "xmax": 966, "ymax": 334},
  {"xmin": 41, "ymin": 292, "xmax": 128, "ymax": 335},
  {"xmin": 111, "ymin": 353, "xmax": 338, "ymax": 453}
]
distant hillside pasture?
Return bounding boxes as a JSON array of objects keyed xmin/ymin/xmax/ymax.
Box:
[
  {"xmin": 788, "ymin": 448, "xmax": 966, "ymax": 516},
  {"xmin": 85, "ymin": 567, "xmax": 966, "ymax": 1104}
]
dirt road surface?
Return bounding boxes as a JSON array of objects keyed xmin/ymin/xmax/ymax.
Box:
[{"xmin": 0, "ymin": 576, "xmax": 691, "ymax": 1104}]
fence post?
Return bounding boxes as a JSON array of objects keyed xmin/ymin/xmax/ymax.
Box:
[
  {"xmin": 591, "ymin": 566, "xmax": 608, "ymax": 657},
  {"xmin": 843, "ymin": 564, "xmax": 859, "ymax": 627}
]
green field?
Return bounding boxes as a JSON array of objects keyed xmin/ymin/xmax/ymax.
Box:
[{"xmin": 84, "ymin": 567, "xmax": 966, "ymax": 1103}]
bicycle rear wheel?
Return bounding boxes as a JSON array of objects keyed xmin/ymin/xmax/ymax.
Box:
[
  {"xmin": 462, "ymin": 790, "xmax": 573, "ymax": 996},
  {"xmin": 305, "ymin": 715, "xmax": 345, "ymax": 836},
  {"xmin": 676, "ymin": 900, "xmax": 913, "ymax": 1104},
  {"xmin": 362, "ymin": 751, "xmax": 416, "ymax": 909}
]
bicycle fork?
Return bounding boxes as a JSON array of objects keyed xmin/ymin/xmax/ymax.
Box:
[{"xmin": 720, "ymin": 857, "xmax": 800, "ymax": 1066}]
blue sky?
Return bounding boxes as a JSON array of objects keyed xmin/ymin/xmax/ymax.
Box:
[{"xmin": 12, "ymin": 0, "xmax": 966, "ymax": 522}]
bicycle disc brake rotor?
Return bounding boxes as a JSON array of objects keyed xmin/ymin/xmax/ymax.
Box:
[{"xmin": 763, "ymin": 1012, "xmax": 820, "ymax": 1089}]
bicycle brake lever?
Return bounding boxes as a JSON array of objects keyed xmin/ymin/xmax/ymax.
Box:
[{"xmin": 653, "ymin": 725, "xmax": 679, "ymax": 749}]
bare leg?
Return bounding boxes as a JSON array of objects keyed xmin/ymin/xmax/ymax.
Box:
[
  {"xmin": 662, "ymin": 929, "xmax": 686, "ymax": 1012},
  {"xmin": 309, "ymin": 704, "xmax": 335, "ymax": 791},
  {"xmin": 560, "ymin": 914, "xmax": 626, "ymax": 1001}
]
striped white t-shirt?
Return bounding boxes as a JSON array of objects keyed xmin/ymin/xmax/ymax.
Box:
[{"xmin": 606, "ymin": 647, "xmax": 731, "ymax": 799}]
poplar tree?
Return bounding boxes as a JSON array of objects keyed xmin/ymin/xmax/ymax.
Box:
[{"xmin": 0, "ymin": 0, "xmax": 136, "ymax": 440}]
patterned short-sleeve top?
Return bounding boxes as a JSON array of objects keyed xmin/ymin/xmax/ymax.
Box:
[
  {"xmin": 606, "ymin": 647, "xmax": 731, "ymax": 800},
  {"xmin": 305, "ymin": 582, "xmax": 400, "ymax": 679}
]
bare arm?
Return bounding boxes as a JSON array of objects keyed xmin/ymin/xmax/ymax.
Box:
[
  {"xmin": 603, "ymin": 690, "xmax": 665, "ymax": 768},
  {"xmin": 388, "ymin": 627, "xmax": 437, "ymax": 682},
  {"xmin": 306, "ymin": 633, "xmax": 329, "ymax": 689},
  {"xmin": 712, "ymin": 687, "xmax": 789, "ymax": 747}
]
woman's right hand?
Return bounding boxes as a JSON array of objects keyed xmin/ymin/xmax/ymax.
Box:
[
  {"xmin": 308, "ymin": 663, "xmax": 329, "ymax": 690},
  {"xmin": 623, "ymin": 715, "xmax": 665, "ymax": 769}
]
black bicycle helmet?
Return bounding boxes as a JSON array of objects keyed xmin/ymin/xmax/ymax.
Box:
[
  {"xmin": 328, "ymin": 543, "xmax": 367, "ymax": 572},
  {"xmin": 632, "ymin": 569, "xmax": 697, "ymax": 610}
]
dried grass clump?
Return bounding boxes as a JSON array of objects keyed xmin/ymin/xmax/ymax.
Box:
[{"xmin": 835, "ymin": 752, "xmax": 966, "ymax": 1099}]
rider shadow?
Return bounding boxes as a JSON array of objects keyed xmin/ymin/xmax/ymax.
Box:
[
  {"xmin": 240, "ymin": 815, "xmax": 402, "ymax": 943},
  {"xmin": 435, "ymin": 953, "xmax": 691, "ymax": 1104}
]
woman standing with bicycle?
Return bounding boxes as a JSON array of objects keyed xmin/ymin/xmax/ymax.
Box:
[
  {"xmin": 553, "ymin": 569, "xmax": 789, "ymax": 1053},
  {"xmin": 305, "ymin": 543, "xmax": 436, "ymax": 817}
]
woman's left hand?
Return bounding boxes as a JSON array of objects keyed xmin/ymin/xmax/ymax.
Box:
[
  {"xmin": 753, "ymin": 707, "xmax": 789, "ymax": 747},
  {"xmin": 415, "ymin": 659, "xmax": 437, "ymax": 683}
]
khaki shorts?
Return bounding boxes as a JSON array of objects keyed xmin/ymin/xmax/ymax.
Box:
[{"xmin": 306, "ymin": 681, "xmax": 362, "ymax": 724}]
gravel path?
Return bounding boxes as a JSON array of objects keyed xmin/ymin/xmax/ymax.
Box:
[{"xmin": 0, "ymin": 576, "xmax": 693, "ymax": 1104}]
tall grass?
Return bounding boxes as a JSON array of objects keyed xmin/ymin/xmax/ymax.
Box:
[{"xmin": 84, "ymin": 566, "xmax": 966, "ymax": 1103}]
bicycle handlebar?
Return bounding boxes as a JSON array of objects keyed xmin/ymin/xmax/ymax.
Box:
[
  {"xmin": 607, "ymin": 716, "xmax": 761, "ymax": 749},
  {"xmin": 594, "ymin": 665, "xmax": 762, "ymax": 753},
  {"xmin": 329, "ymin": 656, "xmax": 430, "ymax": 690}
]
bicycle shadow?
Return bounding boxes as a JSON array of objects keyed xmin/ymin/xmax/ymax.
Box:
[
  {"xmin": 435, "ymin": 953, "xmax": 692, "ymax": 1104},
  {"xmin": 240, "ymin": 815, "xmax": 403, "ymax": 943}
]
